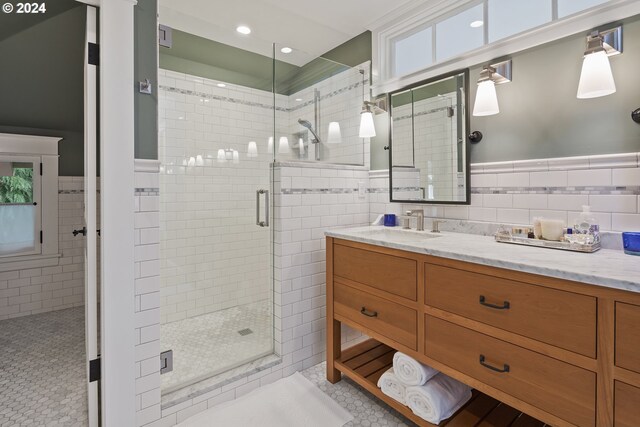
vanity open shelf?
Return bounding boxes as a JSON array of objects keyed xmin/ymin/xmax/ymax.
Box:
[{"xmin": 335, "ymin": 337, "xmax": 544, "ymax": 426}]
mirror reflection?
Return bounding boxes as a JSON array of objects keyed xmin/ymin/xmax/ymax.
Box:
[{"xmin": 390, "ymin": 70, "xmax": 469, "ymax": 204}]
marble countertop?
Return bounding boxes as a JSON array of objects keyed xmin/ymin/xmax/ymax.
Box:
[{"xmin": 325, "ymin": 226, "xmax": 640, "ymax": 293}]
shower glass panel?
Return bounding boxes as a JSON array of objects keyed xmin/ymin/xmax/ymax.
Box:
[
  {"xmin": 158, "ymin": 42, "xmax": 275, "ymax": 393},
  {"xmin": 274, "ymin": 45, "xmax": 369, "ymax": 166}
]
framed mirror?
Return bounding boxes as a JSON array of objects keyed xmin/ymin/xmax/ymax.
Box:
[{"xmin": 389, "ymin": 69, "xmax": 470, "ymax": 204}]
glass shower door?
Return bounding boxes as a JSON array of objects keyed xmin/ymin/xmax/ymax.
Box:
[{"xmin": 158, "ymin": 52, "xmax": 275, "ymax": 393}]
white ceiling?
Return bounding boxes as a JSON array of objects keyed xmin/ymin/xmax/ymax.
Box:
[{"xmin": 159, "ymin": 0, "xmax": 417, "ymax": 66}]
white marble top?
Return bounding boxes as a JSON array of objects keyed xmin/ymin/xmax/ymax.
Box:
[{"xmin": 325, "ymin": 226, "xmax": 640, "ymax": 293}]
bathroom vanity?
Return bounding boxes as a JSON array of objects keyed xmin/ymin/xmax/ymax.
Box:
[{"xmin": 325, "ymin": 227, "xmax": 640, "ymax": 427}]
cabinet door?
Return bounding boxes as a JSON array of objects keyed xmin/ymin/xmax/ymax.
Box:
[
  {"xmin": 615, "ymin": 381, "xmax": 640, "ymax": 427},
  {"xmin": 616, "ymin": 302, "xmax": 640, "ymax": 374}
]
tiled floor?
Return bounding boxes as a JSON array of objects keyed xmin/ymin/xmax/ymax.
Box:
[
  {"xmin": 302, "ymin": 362, "xmax": 414, "ymax": 426},
  {"xmin": 161, "ymin": 301, "xmax": 273, "ymax": 393},
  {"xmin": 0, "ymin": 307, "xmax": 88, "ymax": 427}
]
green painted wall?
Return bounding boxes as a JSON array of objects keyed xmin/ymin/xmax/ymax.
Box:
[
  {"xmin": 160, "ymin": 30, "xmax": 371, "ymax": 95},
  {"xmin": 0, "ymin": 4, "xmax": 85, "ymax": 176},
  {"xmin": 469, "ymin": 16, "xmax": 640, "ymax": 162},
  {"xmin": 135, "ymin": 0, "xmax": 159, "ymax": 160}
]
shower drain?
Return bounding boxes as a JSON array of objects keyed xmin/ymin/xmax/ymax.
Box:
[{"xmin": 237, "ymin": 328, "xmax": 253, "ymax": 336}]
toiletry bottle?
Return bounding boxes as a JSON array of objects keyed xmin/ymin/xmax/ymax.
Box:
[{"xmin": 573, "ymin": 205, "xmax": 600, "ymax": 244}]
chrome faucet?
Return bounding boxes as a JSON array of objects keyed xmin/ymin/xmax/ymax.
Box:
[
  {"xmin": 431, "ymin": 220, "xmax": 443, "ymax": 233},
  {"xmin": 405, "ymin": 209, "xmax": 424, "ymax": 231}
]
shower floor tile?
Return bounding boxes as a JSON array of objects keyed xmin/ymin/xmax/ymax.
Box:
[
  {"xmin": 161, "ymin": 301, "xmax": 273, "ymax": 393},
  {"xmin": 0, "ymin": 307, "xmax": 87, "ymax": 427}
]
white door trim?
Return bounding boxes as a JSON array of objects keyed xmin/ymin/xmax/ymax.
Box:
[
  {"xmin": 98, "ymin": 0, "xmax": 137, "ymax": 426},
  {"xmin": 83, "ymin": 5, "xmax": 99, "ymax": 426}
]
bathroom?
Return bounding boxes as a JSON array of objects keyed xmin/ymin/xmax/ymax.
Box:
[{"xmin": 1, "ymin": 0, "xmax": 640, "ymax": 426}]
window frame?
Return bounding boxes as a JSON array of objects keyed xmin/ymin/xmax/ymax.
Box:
[
  {"xmin": 0, "ymin": 155, "xmax": 42, "ymax": 257},
  {"xmin": 0, "ymin": 133, "xmax": 61, "ymax": 267}
]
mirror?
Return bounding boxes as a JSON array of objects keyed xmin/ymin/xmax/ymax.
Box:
[{"xmin": 389, "ymin": 69, "xmax": 470, "ymax": 204}]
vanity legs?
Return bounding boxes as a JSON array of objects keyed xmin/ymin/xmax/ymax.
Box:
[{"xmin": 326, "ymin": 237, "xmax": 342, "ymax": 383}]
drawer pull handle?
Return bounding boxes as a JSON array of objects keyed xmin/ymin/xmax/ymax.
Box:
[
  {"xmin": 360, "ymin": 307, "xmax": 378, "ymax": 317},
  {"xmin": 479, "ymin": 295, "xmax": 510, "ymax": 310},
  {"xmin": 479, "ymin": 355, "xmax": 510, "ymax": 373}
]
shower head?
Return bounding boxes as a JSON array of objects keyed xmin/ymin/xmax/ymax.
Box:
[{"xmin": 298, "ymin": 119, "xmax": 321, "ymax": 142}]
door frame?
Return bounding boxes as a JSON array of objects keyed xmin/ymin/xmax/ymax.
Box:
[{"xmin": 76, "ymin": 0, "xmax": 137, "ymax": 425}]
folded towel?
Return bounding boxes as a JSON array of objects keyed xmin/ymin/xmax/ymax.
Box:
[
  {"xmin": 405, "ymin": 374, "xmax": 472, "ymax": 424},
  {"xmin": 393, "ymin": 352, "xmax": 439, "ymax": 386},
  {"xmin": 376, "ymin": 368, "xmax": 407, "ymax": 405}
]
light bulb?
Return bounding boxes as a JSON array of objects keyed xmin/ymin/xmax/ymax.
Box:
[
  {"xmin": 473, "ymin": 80, "xmax": 499, "ymax": 116},
  {"xmin": 327, "ymin": 122, "xmax": 342, "ymax": 144},
  {"xmin": 358, "ymin": 111, "xmax": 376, "ymax": 138},
  {"xmin": 278, "ymin": 137, "xmax": 290, "ymax": 154},
  {"xmin": 577, "ymin": 50, "xmax": 616, "ymax": 99},
  {"xmin": 247, "ymin": 141, "xmax": 258, "ymax": 158}
]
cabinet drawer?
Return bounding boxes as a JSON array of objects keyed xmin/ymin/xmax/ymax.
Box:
[
  {"xmin": 425, "ymin": 263, "xmax": 597, "ymax": 357},
  {"xmin": 425, "ymin": 316, "xmax": 596, "ymax": 427},
  {"xmin": 334, "ymin": 282, "xmax": 417, "ymax": 350},
  {"xmin": 334, "ymin": 243, "xmax": 417, "ymax": 301},
  {"xmin": 615, "ymin": 381, "xmax": 640, "ymax": 427},
  {"xmin": 616, "ymin": 302, "xmax": 640, "ymax": 374}
]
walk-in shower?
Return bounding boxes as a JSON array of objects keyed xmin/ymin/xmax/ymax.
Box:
[{"xmin": 158, "ymin": 35, "xmax": 370, "ymax": 402}]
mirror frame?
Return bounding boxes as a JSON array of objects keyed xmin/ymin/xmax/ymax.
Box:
[{"xmin": 388, "ymin": 68, "xmax": 470, "ymax": 205}]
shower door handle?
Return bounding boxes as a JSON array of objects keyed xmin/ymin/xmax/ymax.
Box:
[{"xmin": 256, "ymin": 189, "xmax": 269, "ymax": 227}]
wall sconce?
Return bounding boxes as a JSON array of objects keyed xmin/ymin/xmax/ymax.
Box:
[
  {"xmin": 278, "ymin": 136, "xmax": 290, "ymax": 154},
  {"xmin": 472, "ymin": 59, "xmax": 512, "ymax": 117},
  {"xmin": 358, "ymin": 99, "xmax": 387, "ymax": 138},
  {"xmin": 247, "ymin": 141, "xmax": 258, "ymax": 158},
  {"xmin": 327, "ymin": 122, "xmax": 342, "ymax": 144},
  {"xmin": 577, "ymin": 26, "xmax": 622, "ymax": 99}
]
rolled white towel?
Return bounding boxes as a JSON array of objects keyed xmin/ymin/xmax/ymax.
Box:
[
  {"xmin": 393, "ymin": 352, "xmax": 438, "ymax": 386},
  {"xmin": 376, "ymin": 368, "xmax": 407, "ymax": 405},
  {"xmin": 405, "ymin": 374, "xmax": 472, "ymax": 424}
]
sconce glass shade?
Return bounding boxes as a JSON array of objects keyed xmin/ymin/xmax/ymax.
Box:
[
  {"xmin": 216, "ymin": 149, "xmax": 226, "ymax": 163},
  {"xmin": 577, "ymin": 50, "xmax": 616, "ymax": 99},
  {"xmin": 232, "ymin": 150, "xmax": 239, "ymax": 164},
  {"xmin": 278, "ymin": 136, "xmax": 290, "ymax": 154},
  {"xmin": 196, "ymin": 155, "xmax": 204, "ymax": 166},
  {"xmin": 327, "ymin": 122, "xmax": 342, "ymax": 144},
  {"xmin": 359, "ymin": 111, "xmax": 376, "ymax": 138},
  {"xmin": 268, "ymin": 137, "xmax": 273, "ymax": 154},
  {"xmin": 298, "ymin": 138, "xmax": 306, "ymax": 153},
  {"xmin": 473, "ymin": 80, "xmax": 500, "ymax": 116},
  {"xmin": 247, "ymin": 141, "xmax": 258, "ymax": 157},
  {"xmin": 187, "ymin": 157, "xmax": 196, "ymax": 167}
]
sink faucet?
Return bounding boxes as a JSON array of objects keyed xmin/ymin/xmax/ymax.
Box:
[
  {"xmin": 431, "ymin": 220, "xmax": 443, "ymax": 233},
  {"xmin": 405, "ymin": 209, "xmax": 424, "ymax": 231}
]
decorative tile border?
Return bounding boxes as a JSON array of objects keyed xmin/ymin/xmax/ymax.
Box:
[
  {"xmin": 472, "ymin": 186, "xmax": 640, "ymax": 195},
  {"xmin": 135, "ymin": 188, "xmax": 159, "ymax": 196},
  {"xmin": 393, "ymin": 105, "xmax": 452, "ymax": 122},
  {"xmin": 160, "ymin": 79, "xmax": 369, "ymax": 114},
  {"xmin": 281, "ymin": 187, "xmax": 420, "ymax": 195}
]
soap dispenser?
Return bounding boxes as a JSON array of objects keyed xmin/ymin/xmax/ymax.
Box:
[{"xmin": 572, "ymin": 205, "xmax": 600, "ymax": 244}]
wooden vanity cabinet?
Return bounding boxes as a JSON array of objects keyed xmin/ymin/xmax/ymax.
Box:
[{"xmin": 327, "ymin": 237, "xmax": 640, "ymax": 427}]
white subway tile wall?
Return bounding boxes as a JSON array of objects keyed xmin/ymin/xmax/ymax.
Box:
[
  {"xmin": 0, "ymin": 177, "xmax": 85, "ymax": 320},
  {"xmin": 134, "ymin": 168, "xmax": 162, "ymax": 427},
  {"xmin": 371, "ymin": 153, "xmax": 640, "ymax": 232}
]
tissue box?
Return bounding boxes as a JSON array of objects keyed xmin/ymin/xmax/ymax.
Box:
[{"xmin": 622, "ymin": 232, "xmax": 640, "ymax": 256}]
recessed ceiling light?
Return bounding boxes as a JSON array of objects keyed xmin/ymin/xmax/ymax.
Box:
[
  {"xmin": 217, "ymin": 83, "xmax": 226, "ymax": 88},
  {"xmin": 295, "ymin": 98, "xmax": 303, "ymax": 102},
  {"xmin": 470, "ymin": 20, "xmax": 484, "ymax": 28},
  {"xmin": 281, "ymin": 47, "xmax": 293, "ymax": 54},
  {"xmin": 236, "ymin": 25, "xmax": 251, "ymax": 35}
]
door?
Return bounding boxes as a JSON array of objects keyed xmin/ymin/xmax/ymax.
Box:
[{"xmin": 83, "ymin": 5, "xmax": 99, "ymax": 426}]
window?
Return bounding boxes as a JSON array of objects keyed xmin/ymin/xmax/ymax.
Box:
[
  {"xmin": 488, "ymin": 0, "xmax": 552, "ymax": 43},
  {"xmin": 558, "ymin": 0, "xmax": 609, "ymax": 18},
  {"xmin": 394, "ymin": 27, "xmax": 433, "ymax": 77},
  {"xmin": 0, "ymin": 157, "xmax": 41, "ymax": 256},
  {"xmin": 436, "ymin": 3, "xmax": 484, "ymax": 61},
  {"xmin": 0, "ymin": 133, "xmax": 60, "ymax": 262}
]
